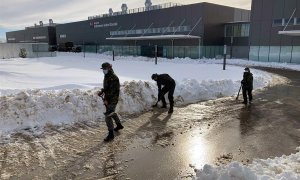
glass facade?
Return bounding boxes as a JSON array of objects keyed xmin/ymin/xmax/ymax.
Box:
[
  {"xmin": 110, "ymin": 26, "xmax": 191, "ymax": 36},
  {"xmin": 273, "ymin": 19, "xmax": 283, "ymax": 27},
  {"xmin": 225, "ymin": 23, "xmax": 250, "ymax": 37},
  {"xmin": 280, "ymin": 46, "xmax": 292, "ymax": 63},
  {"xmin": 291, "ymin": 46, "xmax": 300, "ymax": 64},
  {"xmin": 259, "ymin": 46, "xmax": 269, "ymax": 62},
  {"xmin": 249, "ymin": 46, "xmax": 259, "ymax": 61},
  {"xmin": 78, "ymin": 45, "xmax": 224, "ymax": 59},
  {"xmin": 249, "ymin": 46, "xmax": 300, "ymax": 63},
  {"xmin": 272, "ymin": 17, "xmax": 300, "ymax": 26},
  {"xmin": 269, "ymin": 46, "xmax": 280, "ymax": 62}
]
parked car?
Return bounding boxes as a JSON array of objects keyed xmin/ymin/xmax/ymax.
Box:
[{"xmin": 72, "ymin": 46, "xmax": 82, "ymax": 53}]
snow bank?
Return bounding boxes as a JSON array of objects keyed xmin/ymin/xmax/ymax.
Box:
[
  {"xmin": 193, "ymin": 148, "xmax": 300, "ymax": 180},
  {"xmin": 0, "ymin": 53, "xmax": 285, "ymax": 133}
]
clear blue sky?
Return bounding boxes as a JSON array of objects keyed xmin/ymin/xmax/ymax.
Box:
[{"xmin": 0, "ymin": 28, "xmax": 11, "ymax": 42}]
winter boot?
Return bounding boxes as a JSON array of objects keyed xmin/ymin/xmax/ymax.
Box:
[
  {"xmin": 161, "ymin": 102, "xmax": 167, "ymax": 108},
  {"xmin": 104, "ymin": 130, "xmax": 114, "ymax": 142},
  {"xmin": 114, "ymin": 123, "xmax": 124, "ymax": 132},
  {"xmin": 160, "ymin": 99, "xmax": 167, "ymax": 108},
  {"xmin": 168, "ymin": 105, "xmax": 174, "ymax": 114}
]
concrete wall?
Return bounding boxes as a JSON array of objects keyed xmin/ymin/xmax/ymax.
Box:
[{"xmin": 0, "ymin": 43, "xmax": 56, "ymax": 59}]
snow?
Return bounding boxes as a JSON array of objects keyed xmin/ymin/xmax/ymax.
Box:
[
  {"xmin": 0, "ymin": 53, "xmax": 298, "ymax": 179},
  {"xmin": 198, "ymin": 58, "xmax": 300, "ymax": 72},
  {"xmin": 0, "ymin": 53, "xmax": 285, "ymax": 134},
  {"xmin": 193, "ymin": 148, "xmax": 300, "ymax": 180}
]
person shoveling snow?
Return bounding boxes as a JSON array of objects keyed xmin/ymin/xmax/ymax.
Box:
[{"xmin": 151, "ymin": 73, "xmax": 176, "ymax": 114}]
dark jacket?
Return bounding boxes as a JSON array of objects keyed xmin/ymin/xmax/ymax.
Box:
[
  {"xmin": 156, "ymin": 74, "xmax": 176, "ymax": 90},
  {"xmin": 156, "ymin": 74, "xmax": 175, "ymax": 99},
  {"xmin": 103, "ymin": 70, "xmax": 120, "ymax": 104},
  {"xmin": 242, "ymin": 72, "xmax": 253, "ymax": 90}
]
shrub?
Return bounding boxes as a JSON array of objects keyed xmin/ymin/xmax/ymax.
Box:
[{"xmin": 19, "ymin": 48, "xmax": 27, "ymax": 58}]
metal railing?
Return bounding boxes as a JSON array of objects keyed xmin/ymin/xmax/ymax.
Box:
[{"xmin": 88, "ymin": 2, "xmax": 181, "ymax": 20}]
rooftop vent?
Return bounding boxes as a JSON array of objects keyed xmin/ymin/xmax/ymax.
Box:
[
  {"xmin": 109, "ymin": 8, "xmax": 113, "ymax": 16},
  {"xmin": 121, "ymin": 4, "xmax": 128, "ymax": 14},
  {"xmin": 145, "ymin": 0, "xmax": 152, "ymax": 10}
]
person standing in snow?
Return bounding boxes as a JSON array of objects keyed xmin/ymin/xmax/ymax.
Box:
[
  {"xmin": 98, "ymin": 62, "xmax": 124, "ymax": 142},
  {"xmin": 151, "ymin": 73, "xmax": 176, "ymax": 114},
  {"xmin": 241, "ymin": 67, "xmax": 253, "ymax": 104}
]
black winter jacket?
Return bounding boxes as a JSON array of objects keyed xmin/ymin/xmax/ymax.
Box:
[
  {"xmin": 103, "ymin": 70, "xmax": 120, "ymax": 104},
  {"xmin": 242, "ymin": 72, "xmax": 253, "ymax": 90}
]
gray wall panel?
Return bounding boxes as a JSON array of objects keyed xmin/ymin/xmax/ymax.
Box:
[
  {"xmin": 251, "ymin": 0, "xmax": 262, "ymax": 21},
  {"xmin": 273, "ymin": 0, "xmax": 284, "ymax": 18},
  {"xmin": 260, "ymin": 21, "xmax": 271, "ymax": 46},
  {"xmin": 250, "ymin": 22, "xmax": 261, "ymax": 45}
]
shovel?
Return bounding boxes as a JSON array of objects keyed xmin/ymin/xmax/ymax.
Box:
[{"xmin": 236, "ymin": 85, "xmax": 242, "ymax": 100}]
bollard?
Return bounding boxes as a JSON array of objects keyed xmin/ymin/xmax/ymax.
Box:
[
  {"xmin": 155, "ymin": 45, "xmax": 157, "ymax": 65},
  {"xmin": 223, "ymin": 45, "xmax": 227, "ymax": 70},
  {"xmin": 113, "ymin": 50, "xmax": 115, "ymax": 61}
]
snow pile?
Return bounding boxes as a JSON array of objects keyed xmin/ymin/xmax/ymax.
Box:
[
  {"xmin": 0, "ymin": 76, "xmax": 270, "ymax": 133},
  {"xmin": 0, "ymin": 53, "xmax": 285, "ymax": 133},
  {"xmin": 193, "ymin": 148, "xmax": 300, "ymax": 180}
]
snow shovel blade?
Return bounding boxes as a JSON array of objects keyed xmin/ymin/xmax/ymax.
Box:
[{"xmin": 152, "ymin": 100, "xmax": 159, "ymax": 108}]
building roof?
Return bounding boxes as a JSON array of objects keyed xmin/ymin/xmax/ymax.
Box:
[
  {"xmin": 106, "ymin": 34, "xmax": 201, "ymax": 41},
  {"xmin": 278, "ymin": 30, "xmax": 300, "ymax": 36}
]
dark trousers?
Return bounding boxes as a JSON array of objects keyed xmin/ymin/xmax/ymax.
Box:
[
  {"xmin": 242, "ymin": 87, "xmax": 253, "ymax": 103},
  {"xmin": 160, "ymin": 84, "xmax": 175, "ymax": 107},
  {"xmin": 105, "ymin": 104, "xmax": 121, "ymax": 131}
]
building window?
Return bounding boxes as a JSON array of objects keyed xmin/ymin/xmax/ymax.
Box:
[
  {"xmin": 225, "ymin": 25, "xmax": 233, "ymax": 37},
  {"xmin": 273, "ymin": 19, "xmax": 283, "ymax": 26},
  {"xmin": 33, "ymin": 36, "xmax": 47, "ymax": 40},
  {"xmin": 296, "ymin": 18, "xmax": 300, "ymax": 25},
  {"xmin": 136, "ymin": 29, "xmax": 143, "ymax": 34},
  {"xmin": 60, "ymin": 34, "xmax": 66, "ymax": 38},
  {"xmin": 284, "ymin": 18, "xmax": 294, "ymax": 26},
  {"xmin": 233, "ymin": 24, "xmax": 242, "ymax": 37},
  {"xmin": 241, "ymin": 24, "xmax": 250, "ymax": 37},
  {"xmin": 8, "ymin": 38, "xmax": 16, "ymax": 41}
]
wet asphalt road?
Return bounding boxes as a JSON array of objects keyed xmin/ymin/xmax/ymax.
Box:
[
  {"xmin": 0, "ymin": 68, "xmax": 299, "ymax": 180},
  {"xmin": 121, "ymin": 68, "xmax": 300, "ymax": 179}
]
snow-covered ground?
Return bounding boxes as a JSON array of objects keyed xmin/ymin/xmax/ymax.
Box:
[
  {"xmin": 194, "ymin": 147, "xmax": 300, "ymax": 180},
  {"xmin": 0, "ymin": 53, "xmax": 282, "ymax": 134},
  {"xmin": 0, "ymin": 53, "xmax": 299, "ymax": 179}
]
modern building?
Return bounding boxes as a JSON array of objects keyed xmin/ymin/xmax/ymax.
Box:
[
  {"xmin": 55, "ymin": 2, "xmax": 250, "ymax": 58},
  {"xmin": 6, "ymin": 19, "xmax": 57, "ymax": 46},
  {"xmin": 249, "ymin": 0, "xmax": 300, "ymax": 63},
  {"xmin": 5, "ymin": 1, "xmax": 250, "ymax": 59}
]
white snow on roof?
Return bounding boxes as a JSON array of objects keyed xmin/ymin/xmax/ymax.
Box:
[{"xmin": 278, "ymin": 30, "xmax": 300, "ymax": 36}]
